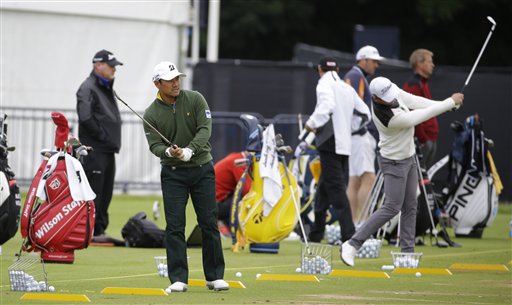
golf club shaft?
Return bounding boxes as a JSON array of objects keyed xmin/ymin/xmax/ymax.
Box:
[
  {"xmin": 461, "ymin": 18, "xmax": 496, "ymax": 92},
  {"xmin": 281, "ymin": 155, "xmax": 310, "ymax": 253},
  {"xmin": 114, "ymin": 91, "xmax": 175, "ymax": 147}
]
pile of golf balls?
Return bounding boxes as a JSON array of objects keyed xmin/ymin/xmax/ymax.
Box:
[
  {"xmin": 8, "ymin": 270, "xmax": 51, "ymax": 292},
  {"xmin": 355, "ymin": 239, "xmax": 382, "ymax": 258},
  {"xmin": 157, "ymin": 262, "xmax": 168, "ymax": 277},
  {"xmin": 301, "ymin": 255, "xmax": 332, "ymax": 274},
  {"xmin": 324, "ymin": 224, "xmax": 341, "ymax": 244},
  {"xmin": 393, "ymin": 254, "xmax": 421, "ymax": 268}
]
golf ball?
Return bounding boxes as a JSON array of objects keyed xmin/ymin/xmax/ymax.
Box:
[
  {"xmin": 235, "ymin": 272, "xmax": 242, "ymax": 278},
  {"xmin": 295, "ymin": 267, "xmax": 302, "ymax": 273},
  {"xmin": 415, "ymin": 272, "xmax": 422, "ymax": 277},
  {"xmin": 48, "ymin": 286, "xmax": 55, "ymax": 292},
  {"xmin": 256, "ymin": 273, "xmax": 261, "ymax": 278}
]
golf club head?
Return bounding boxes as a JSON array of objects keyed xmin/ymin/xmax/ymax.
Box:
[
  {"xmin": 435, "ymin": 240, "xmax": 449, "ymax": 248},
  {"xmin": 487, "ymin": 16, "xmax": 496, "ymax": 27},
  {"xmin": 487, "ymin": 16, "xmax": 496, "ymax": 31}
]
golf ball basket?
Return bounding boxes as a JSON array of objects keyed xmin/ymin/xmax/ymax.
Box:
[
  {"xmin": 391, "ymin": 252, "xmax": 423, "ymax": 268},
  {"xmin": 8, "ymin": 257, "xmax": 48, "ymax": 291},
  {"xmin": 355, "ymin": 238, "xmax": 382, "ymax": 258},
  {"xmin": 154, "ymin": 256, "xmax": 168, "ymax": 277},
  {"xmin": 300, "ymin": 243, "xmax": 332, "ymax": 274}
]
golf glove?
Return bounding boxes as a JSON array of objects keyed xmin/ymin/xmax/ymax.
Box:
[
  {"xmin": 294, "ymin": 141, "xmax": 307, "ymax": 158},
  {"xmin": 179, "ymin": 148, "xmax": 193, "ymax": 162}
]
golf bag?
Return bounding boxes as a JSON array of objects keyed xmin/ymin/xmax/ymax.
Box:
[
  {"xmin": 20, "ymin": 112, "xmax": 96, "ymax": 263},
  {"xmin": 230, "ymin": 114, "xmax": 299, "ymax": 252},
  {"xmin": 428, "ymin": 114, "xmax": 501, "ymax": 238},
  {"xmin": 121, "ymin": 212, "xmax": 165, "ymax": 248},
  {"xmin": 0, "ymin": 113, "xmax": 21, "ymax": 245}
]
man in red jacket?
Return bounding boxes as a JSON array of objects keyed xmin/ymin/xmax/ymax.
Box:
[
  {"xmin": 403, "ymin": 48, "xmax": 437, "ymax": 168},
  {"xmin": 214, "ymin": 151, "xmax": 251, "ymax": 233}
]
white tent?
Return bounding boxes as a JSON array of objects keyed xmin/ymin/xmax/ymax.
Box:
[
  {"xmin": 1, "ymin": 0, "xmax": 192, "ymax": 111},
  {"xmin": 0, "ymin": 1, "xmax": 199, "ymax": 193}
]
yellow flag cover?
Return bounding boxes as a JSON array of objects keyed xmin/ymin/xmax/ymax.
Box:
[{"xmin": 236, "ymin": 155, "xmax": 299, "ymax": 245}]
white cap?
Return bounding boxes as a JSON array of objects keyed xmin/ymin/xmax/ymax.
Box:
[
  {"xmin": 152, "ymin": 61, "xmax": 186, "ymax": 82},
  {"xmin": 356, "ymin": 45, "xmax": 385, "ymax": 61},
  {"xmin": 369, "ymin": 77, "xmax": 399, "ymax": 103}
]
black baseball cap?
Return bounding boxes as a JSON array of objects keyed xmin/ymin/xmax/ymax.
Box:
[
  {"xmin": 92, "ymin": 49, "xmax": 123, "ymax": 66},
  {"xmin": 318, "ymin": 56, "xmax": 338, "ymax": 71}
]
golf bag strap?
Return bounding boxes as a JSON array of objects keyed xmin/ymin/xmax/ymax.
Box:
[
  {"xmin": 229, "ymin": 156, "xmax": 253, "ymax": 245},
  {"xmin": 84, "ymin": 202, "xmax": 92, "ymax": 249},
  {"xmin": 487, "ymin": 151, "xmax": 503, "ymax": 194},
  {"xmin": 20, "ymin": 159, "xmax": 48, "ymax": 238}
]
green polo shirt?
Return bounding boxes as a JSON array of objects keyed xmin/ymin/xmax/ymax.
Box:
[{"xmin": 143, "ymin": 89, "xmax": 212, "ymax": 167}]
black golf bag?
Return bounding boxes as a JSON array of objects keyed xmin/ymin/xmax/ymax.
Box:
[
  {"xmin": 0, "ymin": 113, "xmax": 21, "ymax": 245},
  {"xmin": 428, "ymin": 114, "xmax": 501, "ymax": 238}
]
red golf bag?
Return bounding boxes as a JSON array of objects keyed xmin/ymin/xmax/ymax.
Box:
[{"xmin": 20, "ymin": 112, "xmax": 95, "ymax": 263}]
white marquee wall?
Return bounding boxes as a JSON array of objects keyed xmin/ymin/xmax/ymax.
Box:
[{"xmin": 1, "ymin": 1, "xmax": 192, "ymax": 111}]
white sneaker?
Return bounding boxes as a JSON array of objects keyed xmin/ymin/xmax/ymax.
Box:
[
  {"xmin": 206, "ymin": 279, "xmax": 229, "ymax": 291},
  {"xmin": 340, "ymin": 241, "xmax": 357, "ymax": 267},
  {"xmin": 165, "ymin": 281, "xmax": 188, "ymax": 293}
]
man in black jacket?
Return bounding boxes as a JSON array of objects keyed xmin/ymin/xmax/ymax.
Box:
[{"xmin": 76, "ymin": 49, "xmax": 123, "ymax": 242}]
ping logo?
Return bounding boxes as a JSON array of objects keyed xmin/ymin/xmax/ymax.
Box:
[{"xmin": 48, "ymin": 178, "xmax": 61, "ymax": 190}]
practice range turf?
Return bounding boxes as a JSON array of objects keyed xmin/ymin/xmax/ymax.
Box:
[{"xmin": 1, "ymin": 194, "xmax": 510, "ymax": 305}]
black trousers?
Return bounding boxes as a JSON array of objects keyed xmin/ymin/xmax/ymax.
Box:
[
  {"xmin": 83, "ymin": 151, "xmax": 115, "ymax": 236},
  {"xmin": 161, "ymin": 161, "xmax": 225, "ymax": 284},
  {"xmin": 308, "ymin": 151, "xmax": 355, "ymax": 242}
]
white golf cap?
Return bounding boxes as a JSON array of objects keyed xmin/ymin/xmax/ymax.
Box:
[
  {"xmin": 356, "ymin": 45, "xmax": 385, "ymax": 61},
  {"xmin": 369, "ymin": 77, "xmax": 399, "ymax": 103},
  {"xmin": 152, "ymin": 61, "xmax": 186, "ymax": 82}
]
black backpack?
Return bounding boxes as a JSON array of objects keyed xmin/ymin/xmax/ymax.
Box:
[{"xmin": 121, "ymin": 212, "xmax": 165, "ymax": 248}]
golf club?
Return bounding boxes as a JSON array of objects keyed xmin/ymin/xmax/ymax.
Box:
[
  {"xmin": 461, "ymin": 16, "xmax": 497, "ymax": 92},
  {"xmin": 280, "ymin": 154, "xmax": 312, "ymax": 255},
  {"xmin": 113, "ymin": 91, "xmax": 175, "ymax": 147}
]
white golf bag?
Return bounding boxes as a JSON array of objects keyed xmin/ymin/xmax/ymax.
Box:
[{"xmin": 428, "ymin": 114, "xmax": 501, "ymax": 238}]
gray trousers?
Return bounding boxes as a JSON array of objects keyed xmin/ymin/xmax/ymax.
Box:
[{"xmin": 349, "ymin": 155, "xmax": 418, "ymax": 253}]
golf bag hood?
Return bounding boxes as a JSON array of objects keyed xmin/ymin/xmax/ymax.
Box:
[
  {"xmin": 0, "ymin": 113, "xmax": 21, "ymax": 245},
  {"xmin": 429, "ymin": 114, "xmax": 500, "ymax": 238},
  {"xmin": 240, "ymin": 114, "xmax": 263, "ymax": 152},
  {"xmin": 20, "ymin": 112, "xmax": 96, "ymax": 263}
]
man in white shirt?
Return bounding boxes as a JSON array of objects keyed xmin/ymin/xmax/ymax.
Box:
[
  {"xmin": 304, "ymin": 57, "xmax": 370, "ymax": 243},
  {"xmin": 340, "ymin": 77, "xmax": 463, "ymax": 266}
]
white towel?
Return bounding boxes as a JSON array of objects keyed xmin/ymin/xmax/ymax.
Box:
[
  {"xmin": 36, "ymin": 152, "xmax": 96, "ymax": 202},
  {"xmin": 65, "ymin": 154, "xmax": 96, "ymax": 201},
  {"xmin": 259, "ymin": 124, "xmax": 283, "ymax": 216}
]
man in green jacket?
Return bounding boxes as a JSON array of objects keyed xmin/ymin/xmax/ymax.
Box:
[{"xmin": 143, "ymin": 61, "xmax": 228, "ymax": 292}]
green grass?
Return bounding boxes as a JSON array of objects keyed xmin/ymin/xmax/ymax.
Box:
[{"xmin": 1, "ymin": 194, "xmax": 511, "ymax": 305}]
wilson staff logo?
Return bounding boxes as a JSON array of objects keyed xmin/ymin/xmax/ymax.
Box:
[{"xmin": 48, "ymin": 178, "xmax": 61, "ymax": 190}]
